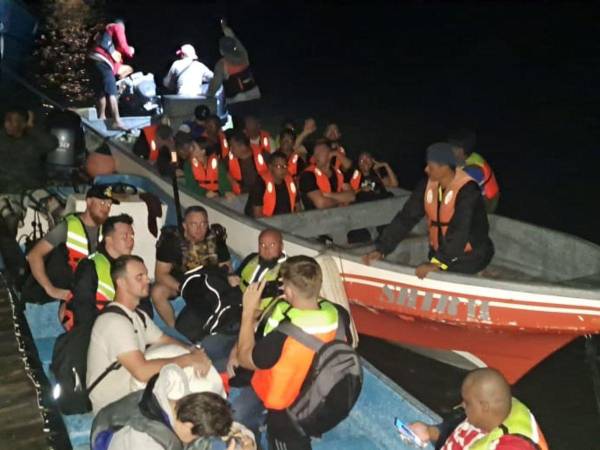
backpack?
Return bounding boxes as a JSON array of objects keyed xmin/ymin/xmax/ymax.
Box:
[
  {"xmin": 50, "ymin": 304, "xmax": 147, "ymax": 415},
  {"xmin": 277, "ymin": 320, "xmax": 363, "ymax": 437}
]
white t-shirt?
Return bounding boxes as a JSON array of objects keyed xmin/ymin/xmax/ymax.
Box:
[
  {"xmin": 87, "ymin": 303, "xmax": 164, "ymax": 413},
  {"xmin": 163, "ymin": 58, "xmax": 214, "ymax": 96}
]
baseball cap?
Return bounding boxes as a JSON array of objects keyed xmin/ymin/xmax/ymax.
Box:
[
  {"xmin": 86, "ymin": 184, "xmax": 120, "ymax": 204},
  {"xmin": 176, "ymin": 44, "xmax": 197, "ymax": 59}
]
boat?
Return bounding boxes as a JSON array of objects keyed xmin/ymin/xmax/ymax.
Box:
[{"xmin": 74, "ymin": 105, "xmax": 600, "ymax": 386}]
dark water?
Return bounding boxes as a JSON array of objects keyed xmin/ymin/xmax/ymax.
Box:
[{"xmin": 8, "ymin": 1, "xmax": 600, "ymax": 448}]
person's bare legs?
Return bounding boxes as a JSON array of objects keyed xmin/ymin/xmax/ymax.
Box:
[
  {"xmin": 96, "ymin": 96, "xmax": 107, "ymax": 120},
  {"xmin": 151, "ymin": 283, "xmax": 178, "ymax": 327},
  {"xmin": 108, "ymin": 95, "xmax": 126, "ymax": 130}
]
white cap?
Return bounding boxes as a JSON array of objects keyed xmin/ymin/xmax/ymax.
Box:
[{"xmin": 177, "ymin": 44, "xmax": 197, "ymax": 59}]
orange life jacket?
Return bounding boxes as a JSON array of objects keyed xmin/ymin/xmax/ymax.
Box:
[
  {"xmin": 465, "ymin": 152, "xmax": 500, "ymax": 201},
  {"xmin": 228, "ymin": 148, "xmax": 268, "ymax": 195},
  {"xmin": 309, "ymin": 145, "xmax": 345, "ymax": 170},
  {"xmin": 142, "ymin": 125, "xmax": 159, "ymax": 161},
  {"xmin": 219, "ymin": 131, "xmax": 229, "ymax": 159},
  {"xmin": 424, "ymin": 169, "xmax": 473, "ymax": 252},
  {"xmin": 249, "ymin": 130, "xmax": 271, "ymax": 154},
  {"xmin": 304, "ymin": 165, "xmax": 344, "ymax": 194},
  {"xmin": 349, "ymin": 169, "xmax": 362, "ymax": 191},
  {"xmin": 288, "ymin": 153, "xmax": 300, "ymax": 177},
  {"xmin": 261, "ymin": 172, "xmax": 297, "ymax": 217},
  {"xmin": 191, "ymin": 155, "xmax": 220, "ymax": 192}
]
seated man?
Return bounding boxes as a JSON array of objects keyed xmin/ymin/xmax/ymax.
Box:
[
  {"xmin": 299, "ymin": 139, "xmax": 355, "ymax": 210},
  {"xmin": 67, "ymin": 214, "xmax": 140, "ymax": 330},
  {"xmin": 243, "ymin": 115, "xmax": 273, "ymax": 154},
  {"xmin": 227, "ymin": 131, "xmax": 268, "ymax": 195},
  {"xmin": 236, "ymin": 255, "xmax": 353, "ymax": 449},
  {"xmin": 245, "ymin": 151, "xmax": 298, "ymax": 217},
  {"xmin": 92, "ymin": 364, "xmax": 255, "ymax": 450},
  {"xmin": 349, "ymin": 151, "xmax": 398, "ymax": 202},
  {"xmin": 157, "ymin": 130, "xmax": 191, "ymax": 177},
  {"xmin": 24, "ymin": 184, "xmax": 116, "ymax": 305},
  {"xmin": 163, "ymin": 44, "xmax": 214, "ymax": 97},
  {"xmin": 183, "ymin": 137, "xmax": 233, "ymax": 199},
  {"xmin": 133, "ymin": 122, "xmax": 174, "ymax": 162},
  {"xmin": 0, "ymin": 107, "xmax": 58, "ymax": 193},
  {"xmin": 152, "ymin": 206, "xmax": 231, "ymax": 328},
  {"xmin": 204, "ymin": 114, "xmax": 230, "ymax": 159},
  {"xmin": 87, "ymin": 255, "xmax": 211, "ymax": 413},
  {"xmin": 448, "ymin": 129, "xmax": 500, "ymax": 214},
  {"xmin": 409, "ymin": 368, "xmax": 548, "ymax": 450},
  {"xmin": 323, "ymin": 122, "xmax": 352, "ymax": 172},
  {"xmin": 182, "ymin": 105, "xmax": 211, "ymax": 140},
  {"xmin": 363, "ymin": 143, "xmax": 494, "ymax": 278},
  {"xmin": 276, "ymin": 128, "xmax": 306, "ymax": 178}
]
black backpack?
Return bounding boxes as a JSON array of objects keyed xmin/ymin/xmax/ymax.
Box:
[
  {"xmin": 50, "ymin": 305, "xmax": 147, "ymax": 415},
  {"xmin": 277, "ymin": 320, "xmax": 363, "ymax": 437}
]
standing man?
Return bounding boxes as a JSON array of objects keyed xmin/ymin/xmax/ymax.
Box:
[
  {"xmin": 152, "ymin": 206, "xmax": 231, "ymax": 328},
  {"xmin": 163, "ymin": 44, "xmax": 214, "ymax": 97},
  {"xmin": 67, "ymin": 214, "xmax": 137, "ymax": 330},
  {"xmin": 87, "ymin": 255, "xmax": 211, "ymax": 413},
  {"xmin": 245, "ymin": 151, "xmax": 297, "ymax": 217},
  {"xmin": 88, "ymin": 19, "xmax": 135, "ymax": 129},
  {"xmin": 409, "ymin": 368, "xmax": 548, "ymax": 450},
  {"xmin": 363, "ymin": 143, "xmax": 494, "ymax": 278},
  {"xmin": 24, "ymin": 184, "xmax": 116, "ymax": 304}
]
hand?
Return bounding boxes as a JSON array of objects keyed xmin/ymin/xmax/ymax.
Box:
[
  {"xmin": 303, "ymin": 118, "xmax": 317, "ymax": 134},
  {"xmin": 408, "ymin": 421, "xmax": 432, "ymax": 445},
  {"xmin": 26, "ymin": 110, "xmax": 35, "ymax": 129},
  {"xmin": 46, "ymin": 286, "xmax": 71, "ymax": 301},
  {"xmin": 415, "ymin": 263, "xmax": 439, "ymax": 279},
  {"xmin": 242, "ymin": 280, "xmax": 266, "ymax": 314},
  {"xmin": 206, "ymin": 190, "xmax": 219, "ymax": 199},
  {"xmin": 186, "ymin": 346, "xmax": 212, "ymax": 377},
  {"xmin": 228, "ymin": 274, "xmax": 241, "ymax": 287},
  {"xmin": 226, "ymin": 345, "xmax": 239, "ymax": 377},
  {"xmin": 362, "ymin": 250, "xmax": 383, "ymax": 266},
  {"xmin": 224, "ymin": 191, "xmax": 237, "ymax": 201},
  {"xmin": 129, "ymin": 46, "xmax": 135, "ymax": 56},
  {"xmin": 373, "ymin": 160, "xmax": 386, "ymax": 170}
]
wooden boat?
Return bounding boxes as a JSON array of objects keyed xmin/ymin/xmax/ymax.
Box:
[{"xmin": 79, "ymin": 109, "xmax": 600, "ymax": 385}]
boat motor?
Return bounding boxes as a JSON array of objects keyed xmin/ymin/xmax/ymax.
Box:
[
  {"xmin": 45, "ymin": 110, "xmax": 86, "ymax": 182},
  {"xmin": 118, "ymin": 71, "xmax": 162, "ymax": 117}
]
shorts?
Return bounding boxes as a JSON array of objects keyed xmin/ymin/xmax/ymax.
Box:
[{"xmin": 89, "ymin": 59, "xmax": 117, "ymax": 97}]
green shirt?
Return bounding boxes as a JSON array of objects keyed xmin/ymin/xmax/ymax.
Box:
[{"xmin": 183, "ymin": 158, "xmax": 232, "ymax": 198}]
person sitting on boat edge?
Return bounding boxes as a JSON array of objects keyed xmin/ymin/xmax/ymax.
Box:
[
  {"xmin": 234, "ymin": 255, "xmax": 354, "ymax": 449},
  {"xmin": 152, "ymin": 206, "xmax": 232, "ymax": 328},
  {"xmin": 245, "ymin": 151, "xmax": 299, "ymax": 218},
  {"xmin": 363, "ymin": 142, "xmax": 494, "ymax": 279},
  {"xmin": 448, "ymin": 129, "xmax": 500, "ymax": 214},
  {"xmin": 243, "ymin": 115, "xmax": 274, "ymax": 154},
  {"xmin": 184, "ymin": 136, "xmax": 235, "ymax": 200},
  {"xmin": 87, "ymin": 18, "xmax": 135, "ymax": 130},
  {"xmin": 163, "ymin": 44, "xmax": 214, "ymax": 98},
  {"xmin": 87, "ymin": 255, "xmax": 212, "ymax": 413},
  {"xmin": 23, "ymin": 184, "xmax": 116, "ymax": 305},
  {"xmin": 227, "ymin": 131, "xmax": 268, "ymax": 195},
  {"xmin": 91, "ymin": 364, "xmax": 256, "ymax": 450},
  {"xmin": 66, "ymin": 214, "xmax": 152, "ymax": 331},
  {"xmin": 408, "ymin": 368, "xmax": 548, "ymax": 450},
  {"xmin": 349, "ymin": 151, "xmax": 398, "ymax": 202},
  {"xmin": 299, "ymin": 139, "xmax": 356, "ymax": 210}
]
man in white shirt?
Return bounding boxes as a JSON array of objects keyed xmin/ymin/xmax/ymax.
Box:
[
  {"xmin": 86, "ymin": 254, "xmax": 211, "ymax": 413},
  {"xmin": 163, "ymin": 44, "xmax": 214, "ymax": 96}
]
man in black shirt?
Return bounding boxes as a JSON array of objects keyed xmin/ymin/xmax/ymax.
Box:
[
  {"xmin": 245, "ymin": 151, "xmax": 297, "ymax": 217},
  {"xmin": 363, "ymin": 142, "xmax": 494, "ymax": 278},
  {"xmin": 299, "ymin": 139, "xmax": 355, "ymax": 210},
  {"xmin": 152, "ymin": 206, "xmax": 231, "ymax": 327}
]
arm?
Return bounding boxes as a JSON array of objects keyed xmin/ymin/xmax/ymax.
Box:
[
  {"xmin": 26, "ymin": 238, "xmax": 70, "ymax": 300},
  {"xmin": 333, "ymin": 150, "xmax": 352, "ymax": 171},
  {"xmin": 163, "ymin": 63, "xmax": 177, "ymax": 90},
  {"xmin": 237, "ymin": 281, "xmax": 266, "ymax": 370},
  {"xmin": 432, "ymin": 182, "xmax": 481, "ymax": 267},
  {"xmin": 375, "ymin": 162, "xmax": 399, "ymax": 188},
  {"xmin": 324, "ymin": 189, "xmax": 356, "ymax": 204},
  {"xmin": 155, "ymin": 261, "xmax": 180, "ymax": 292},
  {"xmin": 207, "ymin": 60, "xmax": 226, "ymax": 97},
  {"xmin": 221, "ymin": 23, "xmax": 248, "ymax": 57},
  {"xmin": 307, "ymin": 190, "xmax": 339, "ymax": 209},
  {"xmin": 248, "ymin": 178, "xmax": 266, "ymax": 217},
  {"xmin": 294, "ymin": 118, "xmax": 317, "ymax": 152},
  {"xmin": 375, "ymin": 179, "xmax": 427, "ymax": 256},
  {"xmin": 112, "ymin": 23, "xmax": 134, "ymax": 58}
]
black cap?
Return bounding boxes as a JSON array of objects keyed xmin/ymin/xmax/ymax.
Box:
[
  {"xmin": 86, "ymin": 184, "xmax": 120, "ymax": 204},
  {"xmin": 194, "ymin": 105, "xmax": 210, "ymax": 121},
  {"xmin": 426, "ymin": 142, "xmax": 457, "ymax": 167}
]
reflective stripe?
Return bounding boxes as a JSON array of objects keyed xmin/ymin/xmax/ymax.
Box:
[
  {"xmin": 66, "ymin": 241, "xmax": 89, "ymax": 256},
  {"xmin": 67, "ymin": 231, "xmax": 89, "ymax": 245}
]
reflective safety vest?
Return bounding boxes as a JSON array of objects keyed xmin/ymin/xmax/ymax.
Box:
[
  {"xmin": 465, "ymin": 152, "xmax": 500, "ymax": 201},
  {"xmin": 442, "ymin": 398, "xmax": 548, "ymax": 450},
  {"xmin": 304, "ymin": 165, "xmax": 344, "ymax": 194},
  {"xmin": 142, "ymin": 125, "xmax": 159, "ymax": 161},
  {"xmin": 240, "ymin": 253, "xmax": 286, "ymax": 310},
  {"xmin": 349, "ymin": 169, "xmax": 362, "ymax": 191},
  {"xmin": 249, "ymin": 130, "xmax": 271, "ymax": 154},
  {"xmin": 228, "ymin": 148, "xmax": 268, "ymax": 195},
  {"xmin": 191, "ymin": 155, "xmax": 220, "ymax": 192},
  {"xmin": 65, "ymin": 215, "xmax": 92, "ymax": 272},
  {"xmin": 424, "ymin": 169, "xmax": 473, "ymax": 252},
  {"xmin": 89, "ymin": 252, "xmax": 115, "ymax": 309},
  {"xmin": 251, "ymin": 300, "xmax": 339, "ymax": 410},
  {"xmin": 288, "ymin": 153, "xmax": 300, "ymax": 177},
  {"xmin": 260, "ymin": 172, "xmax": 297, "ymax": 217}
]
